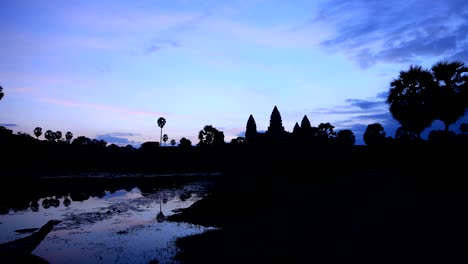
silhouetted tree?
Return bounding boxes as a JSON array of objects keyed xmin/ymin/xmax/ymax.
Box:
[
  {"xmin": 163, "ymin": 134, "xmax": 168, "ymax": 146},
  {"xmin": 198, "ymin": 125, "xmax": 225, "ymax": 146},
  {"xmin": 460, "ymin": 123, "xmax": 468, "ymax": 134},
  {"xmin": 0, "ymin": 86, "xmax": 3, "ymax": 101},
  {"xmin": 394, "ymin": 126, "xmax": 418, "ymax": 143},
  {"xmin": 363, "ymin": 123, "xmax": 386, "ymax": 146},
  {"xmin": 72, "ymin": 136, "xmax": 92, "ymax": 145},
  {"xmin": 34, "ymin": 127, "xmax": 42, "ymax": 139},
  {"xmin": 387, "ymin": 65, "xmax": 436, "ymax": 138},
  {"xmin": 428, "ymin": 130, "xmax": 456, "ymax": 144},
  {"xmin": 336, "ymin": 129, "xmax": 355, "ymax": 145},
  {"xmin": 0, "ymin": 126, "xmax": 13, "ymax": 137},
  {"xmin": 431, "ymin": 60, "xmax": 468, "ymax": 132},
  {"xmin": 140, "ymin": 141, "xmax": 159, "ymax": 152},
  {"xmin": 157, "ymin": 117, "xmax": 166, "ymax": 147},
  {"xmin": 55, "ymin": 131, "xmax": 62, "ymax": 141},
  {"xmin": 245, "ymin": 114, "xmax": 258, "ymax": 143},
  {"xmin": 179, "ymin": 137, "xmax": 192, "ymax": 148},
  {"xmin": 170, "ymin": 139, "xmax": 176, "ymax": 146},
  {"xmin": 230, "ymin": 137, "xmax": 245, "ymax": 145},
  {"xmin": 91, "ymin": 139, "xmax": 107, "ymax": 148},
  {"xmin": 44, "ymin": 130, "xmax": 54, "ymax": 142},
  {"xmin": 65, "ymin": 131, "xmax": 73, "ymax": 143},
  {"xmin": 316, "ymin": 122, "xmax": 336, "ymax": 143}
]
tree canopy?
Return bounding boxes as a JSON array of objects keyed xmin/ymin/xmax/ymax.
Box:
[{"xmin": 387, "ymin": 65, "xmax": 436, "ymax": 137}]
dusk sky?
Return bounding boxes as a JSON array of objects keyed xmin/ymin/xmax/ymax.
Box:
[{"xmin": 1, "ymin": 0, "xmax": 468, "ymax": 146}]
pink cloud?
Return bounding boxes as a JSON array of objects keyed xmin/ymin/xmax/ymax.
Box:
[
  {"xmin": 8, "ymin": 86, "xmax": 38, "ymax": 94},
  {"xmin": 40, "ymin": 97, "xmax": 167, "ymax": 117},
  {"xmin": 0, "ymin": 71, "xmax": 94, "ymax": 87}
]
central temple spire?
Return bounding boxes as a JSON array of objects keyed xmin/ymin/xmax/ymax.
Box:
[{"xmin": 267, "ymin": 106, "xmax": 285, "ymax": 134}]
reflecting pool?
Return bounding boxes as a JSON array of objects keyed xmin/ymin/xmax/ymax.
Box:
[{"xmin": 0, "ymin": 175, "xmax": 218, "ymax": 263}]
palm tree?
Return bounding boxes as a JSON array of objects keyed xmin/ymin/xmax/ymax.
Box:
[
  {"xmin": 387, "ymin": 65, "xmax": 436, "ymax": 138},
  {"xmin": 163, "ymin": 134, "xmax": 168, "ymax": 146},
  {"xmin": 431, "ymin": 60, "xmax": 468, "ymax": 132},
  {"xmin": 157, "ymin": 117, "xmax": 166, "ymax": 146},
  {"xmin": 65, "ymin": 131, "xmax": 73, "ymax": 143},
  {"xmin": 44, "ymin": 130, "xmax": 54, "ymax": 142},
  {"xmin": 0, "ymin": 86, "xmax": 4, "ymax": 101},
  {"xmin": 170, "ymin": 139, "xmax": 176, "ymax": 146},
  {"xmin": 55, "ymin": 131, "xmax": 62, "ymax": 141},
  {"xmin": 34, "ymin": 127, "xmax": 42, "ymax": 139}
]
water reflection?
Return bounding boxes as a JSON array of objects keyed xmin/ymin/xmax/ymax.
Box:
[
  {"xmin": 30, "ymin": 200, "xmax": 39, "ymax": 212},
  {"xmin": 0, "ymin": 175, "xmax": 217, "ymax": 264},
  {"xmin": 63, "ymin": 196, "xmax": 71, "ymax": 207}
]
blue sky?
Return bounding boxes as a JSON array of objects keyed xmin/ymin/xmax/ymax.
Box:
[{"xmin": 1, "ymin": 0, "xmax": 468, "ymax": 146}]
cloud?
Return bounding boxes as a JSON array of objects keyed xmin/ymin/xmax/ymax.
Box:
[
  {"xmin": 106, "ymin": 132, "xmax": 140, "ymax": 137},
  {"xmin": 144, "ymin": 40, "xmax": 180, "ymax": 55},
  {"xmin": 235, "ymin": 130, "xmax": 266, "ymax": 138},
  {"xmin": 40, "ymin": 97, "xmax": 166, "ymax": 117},
  {"xmin": 96, "ymin": 132, "xmax": 141, "ymax": 147},
  {"xmin": 307, "ymin": 93, "xmax": 397, "ymax": 144},
  {"xmin": 376, "ymin": 91, "xmax": 389, "ymax": 99},
  {"xmin": 345, "ymin": 98, "xmax": 386, "ymax": 110},
  {"xmin": 315, "ymin": 0, "xmax": 468, "ymax": 68},
  {"xmin": 6, "ymin": 86, "xmax": 37, "ymax": 94},
  {"xmin": 236, "ymin": 131, "xmax": 246, "ymax": 137},
  {"xmin": 0, "ymin": 123, "xmax": 17, "ymax": 127}
]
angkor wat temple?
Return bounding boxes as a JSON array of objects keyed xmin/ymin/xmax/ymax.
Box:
[
  {"xmin": 245, "ymin": 106, "xmax": 311, "ymax": 145},
  {"xmin": 244, "ymin": 105, "xmax": 344, "ymax": 146}
]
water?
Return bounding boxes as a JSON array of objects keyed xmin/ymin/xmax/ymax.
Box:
[{"xmin": 0, "ymin": 176, "xmax": 218, "ymax": 263}]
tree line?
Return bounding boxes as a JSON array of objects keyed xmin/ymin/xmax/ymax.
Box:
[{"xmin": 1, "ymin": 59, "xmax": 468, "ymax": 175}]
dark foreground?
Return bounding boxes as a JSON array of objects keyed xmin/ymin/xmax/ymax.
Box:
[
  {"xmin": 1, "ymin": 145, "xmax": 467, "ymax": 263},
  {"xmin": 168, "ymin": 146, "xmax": 468, "ymax": 264}
]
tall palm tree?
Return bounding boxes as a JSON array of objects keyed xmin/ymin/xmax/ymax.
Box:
[
  {"xmin": 431, "ymin": 60, "xmax": 468, "ymax": 132},
  {"xmin": 163, "ymin": 134, "xmax": 168, "ymax": 146},
  {"xmin": 157, "ymin": 117, "xmax": 166, "ymax": 146},
  {"xmin": 65, "ymin": 131, "xmax": 73, "ymax": 143},
  {"xmin": 0, "ymin": 86, "xmax": 4, "ymax": 101},
  {"xmin": 387, "ymin": 65, "xmax": 436, "ymax": 138},
  {"xmin": 55, "ymin": 131, "xmax": 62, "ymax": 141},
  {"xmin": 44, "ymin": 130, "xmax": 54, "ymax": 142},
  {"xmin": 34, "ymin": 127, "xmax": 42, "ymax": 139}
]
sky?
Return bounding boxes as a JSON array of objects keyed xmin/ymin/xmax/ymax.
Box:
[{"xmin": 1, "ymin": 0, "xmax": 468, "ymax": 146}]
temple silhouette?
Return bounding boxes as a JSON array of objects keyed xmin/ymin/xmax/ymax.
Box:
[
  {"xmin": 244, "ymin": 105, "xmax": 339, "ymax": 146},
  {"xmin": 245, "ymin": 106, "xmax": 308, "ymax": 145}
]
